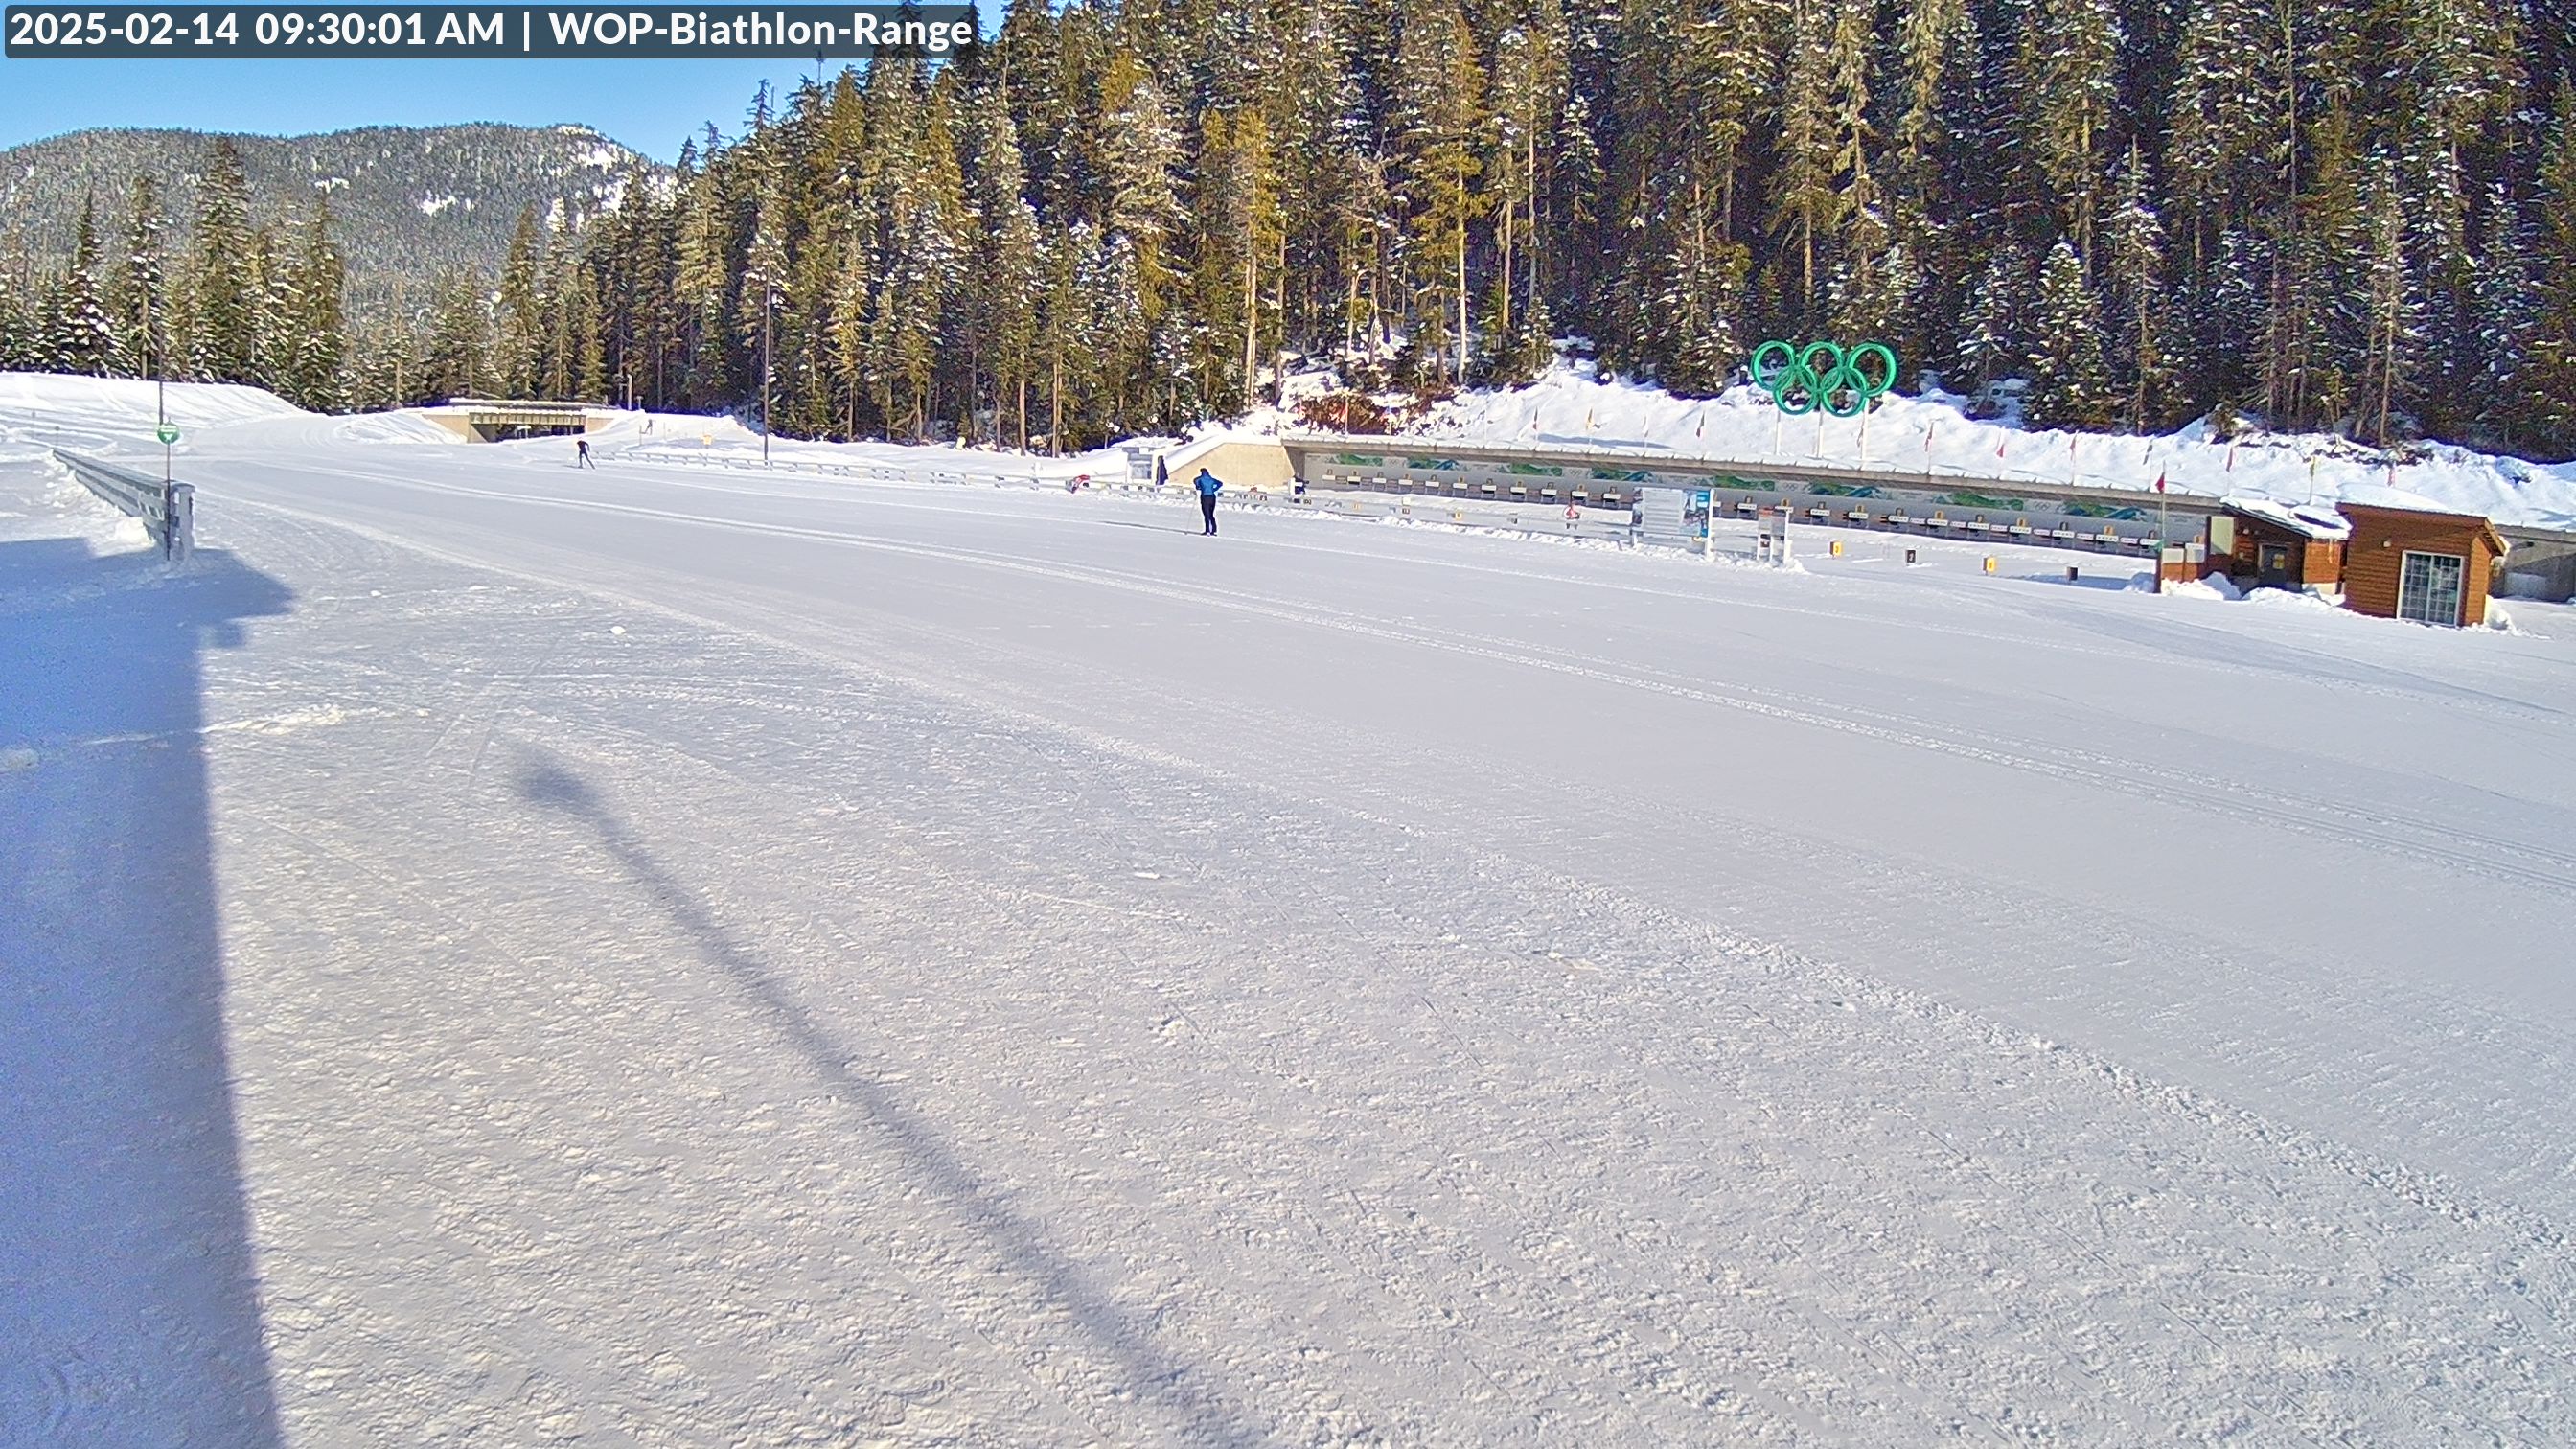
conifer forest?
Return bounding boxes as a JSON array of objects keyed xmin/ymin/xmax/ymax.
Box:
[{"xmin": 2, "ymin": 0, "xmax": 2571, "ymax": 458}]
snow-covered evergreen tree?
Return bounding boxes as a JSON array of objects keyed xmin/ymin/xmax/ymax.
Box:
[
  {"xmin": 107, "ymin": 174, "xmax": 167, "ymax": 380},
  {"xmin": 961, "ymin": 78, "xmax": 1043, "ymax": 446},
  {"xmin": 494, "ymin": 206, "xmax": 547, "ymax": 397},
  {"xmin": 288, "ymin": 201, "xmax": 349, "ymax": 410},
  {"xmin": 0, "ymin": 235, "xmax": 35, "ymax": 371},
  {"xmin": 423, "ymin": 267, "xmax": 493, "ymax": 400},
  {"xmin": 1097, "ymin": 53, "xmax": 1188, "ymax": 322},
  {"xmin": 2359, "ymin": 157, "xmax": 2426, "ymax": 444},
  {"xmin": 1767, "ymin": 0, "xmax": 1838, "ymax": 322},
  {"xmin": 2025, "ymin": 237, "xmax": 2112, "ymax": 427},
  {"xmin": 1824, "ymin": 0, "xmax": 1898, "ymax": 343},
  {"xmin": 190, "ymin": 138, "xmax": 258, "ymax": 382},
  {"xmin": 2015, "ymin": 0, "xmax": 2121, "ymax": 262},
  {"xmin": 1953, "ymin": 242, "xmax": 2027, "ymax": 392},
  {"xmin": 47, "ymin": 196, "xmax": 117, "ymax": 377},
  {"xmin": 2472, "ymin": 184, "xmax": 2539, "ymax": 447},
  {"xmin": 2529, "ymin": 80, "xmax": 2576, "ymax": 455},
  {"xmin": 2102, "ymin": 145, "xmax": 2169, "ymax": 431},
  {"xmin": 1389, "ymin": 0, "xmax": 1488, "ymax": 383}
]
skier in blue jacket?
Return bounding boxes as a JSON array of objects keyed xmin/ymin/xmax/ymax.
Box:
[{"xmin": 1194, "ymin": 468, "xmax": 1223, "ymax": 535}]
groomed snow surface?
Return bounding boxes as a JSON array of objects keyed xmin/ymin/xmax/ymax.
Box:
[{"xmin": 6, "ymin": 375, "xmax": 2576, "ymax": 1446}]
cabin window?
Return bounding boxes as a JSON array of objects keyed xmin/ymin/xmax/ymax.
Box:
[{"xmin": 2399, "ymin": 550, "xmax": 2466, "ymax": 626}]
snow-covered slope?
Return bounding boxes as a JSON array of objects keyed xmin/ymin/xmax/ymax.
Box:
[
  {"xmin": 0, "ymin": 372, "xmax": 309, "ymax": 455},
  {"xmin": 602, "ymin": 410, "xmax": 1139, "ymax": 484},
  {"xmin": 1411, "ymin": 364, "xmax": 2576, "ymax": 530},
  {"xmin": 7, "ymin": 385, "xmax": 2576, "ymax": 1442},
  {"xmin": 0, "ymin": 375, "xmax": 1136, "ymax": 479}
]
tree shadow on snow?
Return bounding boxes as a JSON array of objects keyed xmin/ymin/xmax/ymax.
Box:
[
  {"xmin": 0, "ymin": 536, "xmax": 295, "ymax": 1447},
  {"xmin": 513, "ymin": 752, "xmax": 1272, "ymax": 1446}
]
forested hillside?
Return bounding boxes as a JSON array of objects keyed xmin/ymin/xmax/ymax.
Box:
[
  {"xmin": 2, "ymin": 0, "xmax": 2571, "ymax": 458},
  {"xmin": 0, "ymin": 125, "xmax": 659, "ymax": 315}
]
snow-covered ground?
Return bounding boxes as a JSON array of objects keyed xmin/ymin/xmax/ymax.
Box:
[
  {"xmin": 1409, "ymin": 362, "xmax": 2576, "ymax": 531},
  {"xmin": 8, "ymin": 375, "xmax": 2576, "ymax": 1445},
  {"xmin": 596, "ymin": 408, "xmax": 1143, "ymax": 488}
]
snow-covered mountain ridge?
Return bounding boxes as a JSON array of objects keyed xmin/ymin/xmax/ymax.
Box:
[{"xmin": 0, "ymin": 124, "xmax": 664, "ymax": 316}]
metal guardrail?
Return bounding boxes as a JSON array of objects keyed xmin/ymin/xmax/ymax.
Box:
[{"xmin": 54, "ymin": 449, "xmax": 193, "ymax": 564}]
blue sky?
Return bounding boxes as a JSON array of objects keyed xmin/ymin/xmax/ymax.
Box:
[{"xmin": 0, "ymin": 58, "xmax": 839, "ymax": 159}]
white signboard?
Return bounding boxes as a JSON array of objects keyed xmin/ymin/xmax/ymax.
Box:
[{"xmin": 1638, "ymin": 488, "xmax": 1688, "ymax": 538}]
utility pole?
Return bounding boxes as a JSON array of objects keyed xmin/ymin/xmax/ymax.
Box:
[{"xmin": 150, "ymin": 288, "xmax": 169, "ymax": 484}]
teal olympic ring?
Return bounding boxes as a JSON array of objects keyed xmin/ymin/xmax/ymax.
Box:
[{"xmin": 1753, "ymin": 339, "xmax": 1898, "ymax": 419}]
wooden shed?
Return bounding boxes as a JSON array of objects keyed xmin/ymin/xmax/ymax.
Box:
[
  {"xmin": 2211, "ymin": 498, "xmax": 2348, "ymax": 592},
  {"xmin": 2338, "ymin": 503, "xmax": 2510, "ymax": 628}
]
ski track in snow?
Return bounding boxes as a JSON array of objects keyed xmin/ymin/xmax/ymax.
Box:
[{"xmin": 6, "ymin": 391, "xmax": 2576, "ymax": 1445}]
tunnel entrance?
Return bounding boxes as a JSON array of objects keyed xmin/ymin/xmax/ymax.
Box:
[{"xmin": 426, "ymin": 400, "xmax": 610, "ymax": 443}]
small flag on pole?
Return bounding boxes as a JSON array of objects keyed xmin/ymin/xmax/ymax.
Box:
[
  {"xmin": 2155, "ymin": 471, "xmax": 2167, "ymax": 493},
  {"xmin": 1995, "ymin": 437, "xmax": 2007, "ymax": 459}
]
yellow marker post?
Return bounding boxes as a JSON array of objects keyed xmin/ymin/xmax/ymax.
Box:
[{"xmin": 1983, "ymin": 557, "xmax": 1998, "ymax": 574}]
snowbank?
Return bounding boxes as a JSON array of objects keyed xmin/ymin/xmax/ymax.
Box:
[
  {"xmin": 601, "ymin": 409, "xmax": 1138, "ymax": 484},
  {"xmin": 0, "ymin": 372, "xmax": 309, "ymax": 434},
  {"xmin": 1401, "ymin": 362, "xmax": 2576, "ymax": 531}
]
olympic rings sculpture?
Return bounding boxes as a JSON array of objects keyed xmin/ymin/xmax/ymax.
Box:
[{"xmin": 1750, "ymin": 339, "xmax": 1898, "ymax": 418}]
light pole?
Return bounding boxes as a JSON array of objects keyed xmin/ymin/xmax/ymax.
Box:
[{"xmin": 149, "ymin": 288, "xmax": 169, "ymax": 484}]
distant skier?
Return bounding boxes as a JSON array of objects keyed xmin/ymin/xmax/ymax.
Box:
[
  {"xmin": 1194, "ymin": 467, "xmax": 1223, "ymax": 535},
  {"xmin": 575, "ymin": 437, "xmax": 596, "ymax": 469}
]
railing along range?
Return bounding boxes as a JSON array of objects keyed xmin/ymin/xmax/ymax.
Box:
[{"xmin": 54, "ymin": 449, "xmax": 195, "ymax": 564}]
